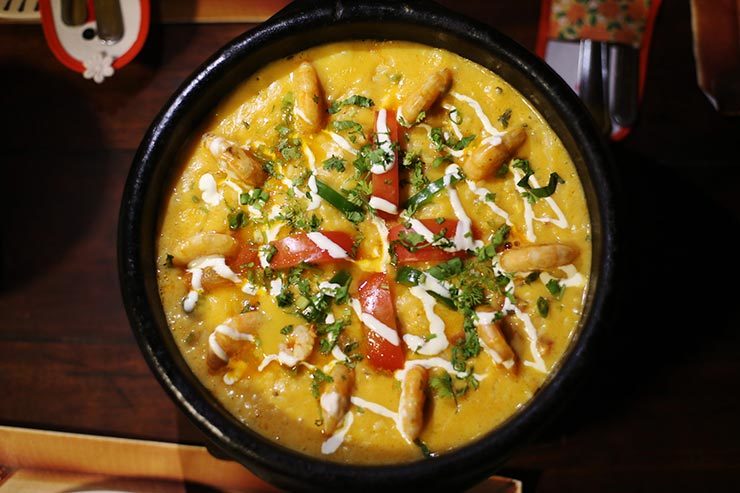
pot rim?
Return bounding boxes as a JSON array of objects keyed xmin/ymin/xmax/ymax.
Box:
[{"xmin": 119, "ymin": 0, "xmax": 616, "ymax": 489}]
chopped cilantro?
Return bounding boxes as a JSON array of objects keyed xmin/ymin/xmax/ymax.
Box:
[
  {"xmin": 328, "ymin": 95, "xmax": 374, "ymax": 114},
  {"xmin": 322, "ymin": 155, "xmax": 346, "ymax": 172},
  {"xmin": 427, "ymin": 258, "xmax": 464, "ymax": 280},
  {"xmin": 537, "ymin": 297, "xmax": 549, "ymax": 317},
  {"xmin": 228, "ymin": 211, "xmax": 248, "ymax": 230},
  {"xmin": 310, "ymin": 369, "xmax": 333, "ymax": 398},
  {"xmin": 546, "ymin": 279, "xmax": 564, "ymax": 299},
  {"xmin": 498, "ymin": 108, "xmax": 512, "ymax": 128},
  {"xmin": 164, "ymin": 254, "xmax": 174, "ymax": 267},
  {"xmin": 280, "ymin": 325, "xmax": 294, "ymax": 335}
]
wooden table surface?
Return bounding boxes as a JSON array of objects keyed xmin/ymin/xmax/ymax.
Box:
[{"xmin": 2, "ymin": 1, "xmax": 739, "ymax": 491}]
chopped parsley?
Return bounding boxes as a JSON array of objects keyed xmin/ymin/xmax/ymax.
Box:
[
  {"xmin": 427, "ymin": 258, "xmax": 464, "ymax": 280},
  {"xmin": 317, "ymin": 317, "xmax": 349, "ymax": 354},
  {"xmin": 537, "ymin": 297, "xmax": 549, "ymax": 317},
  {"xmin": 280, "ymin": 324, "xmax": 294, "ymax": 335},
  {"xmin": 322, "ymin": 155, "xmax": 346, "ymax": 172},
  {"xmin": 331, "ymin": 120, "xmax": 364, "ymax": 142},
  {"xmin": 546, "ymin": 279, "xmax": 564, "ymax": 299},
  {"xmin": 228, "ymin": 210, "xmax": 248, "ymax": 230},
  {"xmin": 240, "ymin": 188, "xmax": 269, "ymax": 207},
  {"xmin": 328, "ymin": 95, "xmax": 375, "ymax": 114},
  {"xmin": 497, "ymin": 108, "xmax": 512, "ymax": 128},
  {"xmin": 310, "ymin": 369, "xmax": 333, "ymax": 398},
  {"xmin": 263, "ymin": 244, "xmax": 277, "ymax": 263}
]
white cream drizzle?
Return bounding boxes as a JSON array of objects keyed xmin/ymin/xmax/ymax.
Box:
[
  {"xmin": 445, "ymin": 164, "xmax": 484, "ymax": 252},
  {"xmin": 512, "ymin": 169, "xmax": 569, "ymax": 242},
  {"xmin": 198, "ymin": 173, "xmax": 220, "ymax": 206},
  {"xmin": 466, "ymin": 179, "xmax": 512, "ymax": 226},
  {"xmin": 241, "ymin": 282, "xmax": 259, "ymax": 295},
  {"xmin": 395, "ymin": 358, "xmax": 485, "ymax": 381},
  {"xmin": 182, "ymin": 290, "xmax": 199, "ymax": 313},
  {"xmin": 269, "ymin": 278, "xmax": 284, "ymax": 296},
  {"xmin": 306, "ymin": 232, "xmax": 349, "ymax": 259},
  {"xmin": 321, "ymin": 411, "xmax": 354, "ymax": 455},
  {"xmin": 441, "ymin": 103, "xmax": 464, "ymax": 140},
  {"xmin": 208, "ymin": 333, "xmax": 228, "ymax": 362},
  {"xmin": 188, "ymin": 256, "xmax": 241, "ymax": 283},
  {"xmin": 350, "ymin": 298, "xmax": 400, "ymax": 346},
  {"xmin": 326, "ymin": 131, "xmax": 358, "ymax": 155},
  {"xmin": 294, "ymin": 105, "xmax": 312, "ymax": 125},
  {"xmin": 539, "ymin": 264, "xmax": 585, "ymax": 288},
  {"xmin": 493, "ymin": 258, "xmax": 546, "ymax": 373},
  {"xmin": 372, "ymin": 108, "xmax": 395, "ymax": 174},
  {"xmin": 306, "ymin": 174, "xmax": 322, "ymax": 211},
  {"xmin": 403, "ymin": 286, "xmax": 449, "ymax": 355},
  {"xmin": 257, "ymin": 353, "xmax": 316, "ymax": 372},
  {"xmin": 450, "ymin": 91, "xmax": 506, "ymax": 138},
  {"xmin": 350, "ymin": 396, "xmax": 399, "ymax": 422},
  {"xmin": 369, "ymin": 196, "xmax": 398, "ymax": 214},
  {"xmin": 318, "ymin": 281, "xmax": 342, "ymax": 297}
]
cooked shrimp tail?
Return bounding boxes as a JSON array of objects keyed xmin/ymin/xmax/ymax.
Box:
[
  {"xmin": 499, "ymin": 243, "xmax": 579, "ymax": 272},
  {"xmin": 398, "ymin": 68, "xmax": 452, "ymax": 125},
  {"xmin": 321, "ymin": 364, "xmax": 355, "ymax": 435},
  {"xmin": 399, "ymin": 366, "xmax": 428, "ymax": 442}
]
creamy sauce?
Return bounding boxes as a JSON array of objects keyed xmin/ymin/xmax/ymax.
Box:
[{"xmin": 157, "ymin": 40, "xmax": 591, "ymax": 465}]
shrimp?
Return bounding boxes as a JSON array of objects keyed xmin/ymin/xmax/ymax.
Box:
[
  {"xmin": 294, "ymin": 62, "xmax": 325, "ymax": 134},
  {"xmin": 398, "ymin": 365, "xmax": 428, "ymax": 442},
  {"xmin": 201, "ymin": 133, "xmax": 266, "ymax": 187},
  {"xmin": 206, "ymin": 312, "xmax": 263, "ymax": 370},
  {"xmin": 499, "ymin": 243, "xmax": 579, "ymax": 273},
  {"xmin": 398, "ymin": 68, "xmax": 452, "ymax": 125},
  {"xmin": 278, "ymin": 324, "xmax": 316, "ymax": 365},
  {"xmin": 321, "ymin": 364, "xmax": 355, "ymax": 435},
  {"xmin": 478, "ymin": 319, "xmax": 516, "ymax": 369},
  {"xmin": 462, "ymin": 127, "xmax": 527, "ymax": 181},
  {"xmin": 172, "ymin": 232, "xmax": 237, "ymax": 266}
]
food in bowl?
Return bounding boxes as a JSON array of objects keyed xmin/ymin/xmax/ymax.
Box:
[{"xmin": 156, "ymin": 40, "xmax": 591, "ymax": 464}]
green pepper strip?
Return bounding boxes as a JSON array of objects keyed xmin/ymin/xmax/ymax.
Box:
[
  {"xmin": 315, "ymin": 179, "xmax": 363, "ymax": 215},
  {"xmin": 404, "ymin": 173, "xmax": 463, "ymax": 215},
  {"xmin": 395, "ymin": 267, "xmax": 457, "ymax": 311}
]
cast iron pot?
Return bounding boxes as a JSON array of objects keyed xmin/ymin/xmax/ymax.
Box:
[{"xmin": 119, "ymin": 0, "xmax": 616, "ymax": 491}]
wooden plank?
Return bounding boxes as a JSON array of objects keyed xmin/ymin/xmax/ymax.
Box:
[{"xmin": 0, "ymin": 427, "xmax": 276, "ymax": 492}]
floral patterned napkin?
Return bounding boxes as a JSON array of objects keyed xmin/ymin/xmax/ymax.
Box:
[{"xmin": 548, "ymin": 0, "xmax": 652, "ymax": 48}]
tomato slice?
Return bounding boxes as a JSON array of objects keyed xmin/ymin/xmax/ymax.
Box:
[
  {"xmin": 389, "ymin": 218, "xmax": 471, "ymax": 264},
  {"xmin": 370, "ymin": 109, "xmax": 400, "ymax": 220},
  {"xmin": 269, "ymin": 231, "xmax": 354, "ymax": 270},
  {"xmin": 227, "ymin": 241, "xmax": 259, "ymax": 274},
  {"xmin": 358, "ymin": 273, "xmax": 405, "ymax": 371}
]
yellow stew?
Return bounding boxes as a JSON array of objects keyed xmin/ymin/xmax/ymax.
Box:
[{"xmin": 156, "ymin": 40, "xmax": 591, "ymax": 464}]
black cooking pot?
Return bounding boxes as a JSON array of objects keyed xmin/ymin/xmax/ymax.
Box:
[{"xmin": 118, "ymin": 0, "xmax": 616, "ymax": 491}]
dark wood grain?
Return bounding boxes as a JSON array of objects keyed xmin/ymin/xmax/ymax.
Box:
[{"xmin": 1, "ymin": 1, "xmax": 739, "ymax": 491}]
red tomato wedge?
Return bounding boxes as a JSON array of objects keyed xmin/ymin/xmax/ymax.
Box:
[
  {"xmin": 227, "ymin": 241, "xmax": 259, "ymax": 274},
  {"xmin": 389, "ymin": 218, "xmax": 471, "ymax": 264},
  {"xmin": 358, "ymin": 273, "xmax": 405, "ymax": 371},
  {"xmin": 370, "ymin": 109, "xmax": 400, "ymax": 220},
  {"xmin": 269, "ymin": 231, "xmax": 354, "ymax": 270}
]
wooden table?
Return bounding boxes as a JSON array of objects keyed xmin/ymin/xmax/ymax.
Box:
[{"xmin": 1, "ymin": 1, "xmax": 739, "ymax": 491}]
